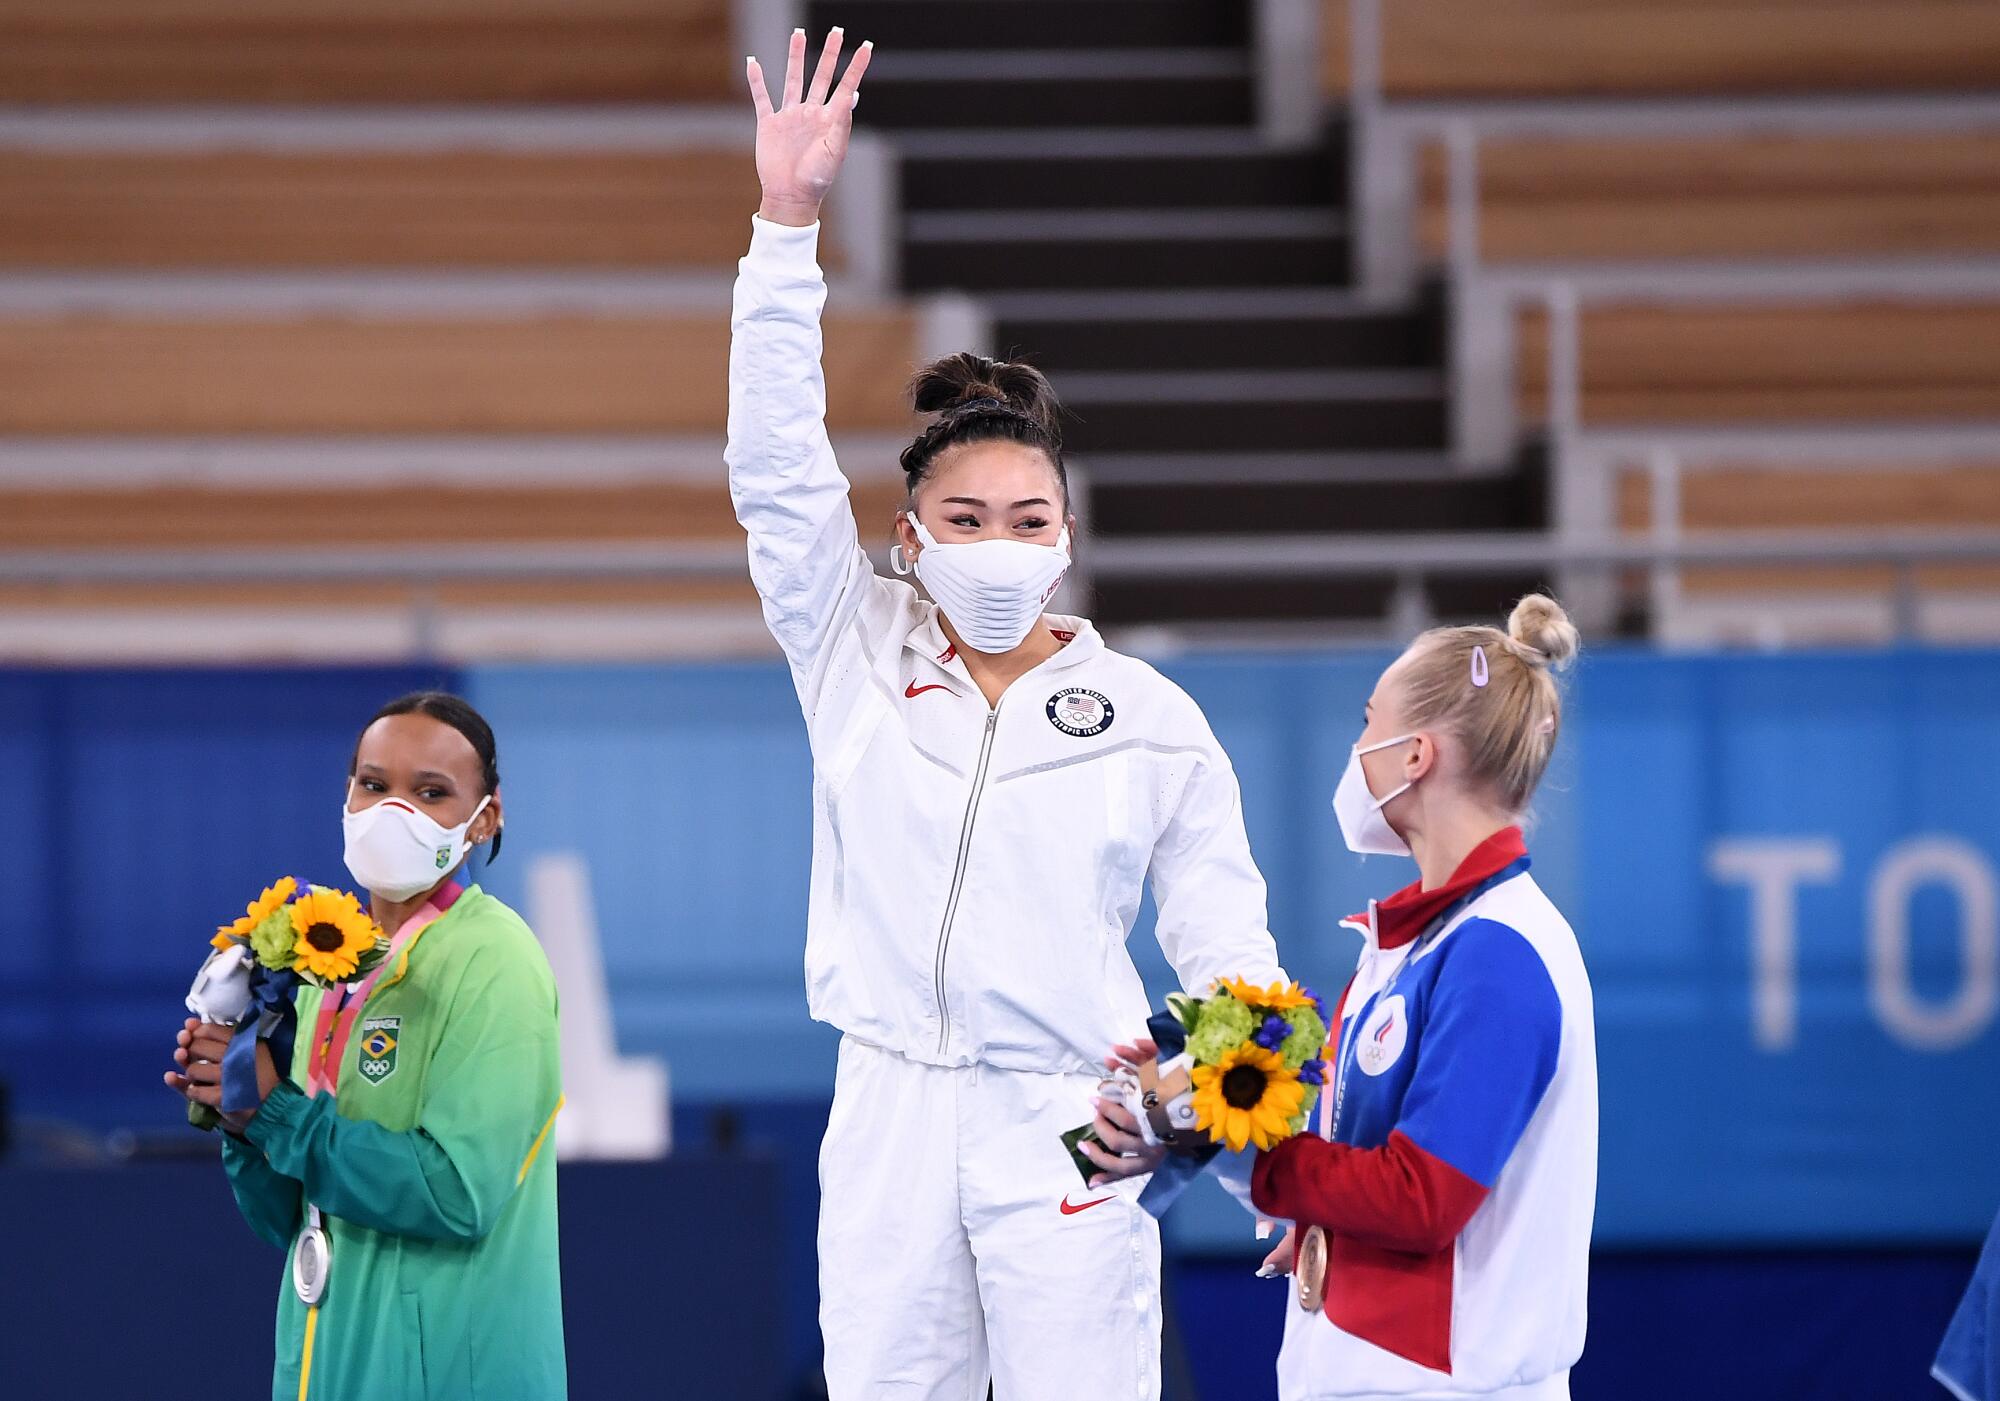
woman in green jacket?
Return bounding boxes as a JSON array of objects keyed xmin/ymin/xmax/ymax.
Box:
[{"xmin": 168, "ymin": 691, "xmax": 566, "ymax": 1401}]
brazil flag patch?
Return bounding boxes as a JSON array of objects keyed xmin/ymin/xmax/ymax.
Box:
[{"xmin": 358, "ymin": 1016, "xmax": 401, "ymax": 1083}]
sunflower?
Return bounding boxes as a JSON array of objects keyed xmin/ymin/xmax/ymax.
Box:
[
  {"xmin": 1219, "ymin": 976, "xmax": 1319, "ymax": 1014},
  {"xmin": 289, "ymin": 887, "xmax": 381, "ymax": 982},
  {"xmin": 212, "ymin": 876, "xmax": 299, "ymax": 949},
  {"xmin": 1190, "ymin": 1043, "xmax": 1308, "ymax": 1153}
]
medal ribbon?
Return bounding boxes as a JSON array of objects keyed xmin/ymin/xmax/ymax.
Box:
[{"xmin": 303, "ymin": 885, "xmax": 457, "ymax": 1100}]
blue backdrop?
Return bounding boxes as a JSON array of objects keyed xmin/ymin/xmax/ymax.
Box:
[{"xmin": 4, "ymin": 649, "xmax": 1998, "ymax": 1252}]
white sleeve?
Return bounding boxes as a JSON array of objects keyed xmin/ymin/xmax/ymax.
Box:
[
  {"xmin": 725, "ymin": 216, "xmax": 884, "ymax": 680},
  {"xmin": 1213, "ymin": 1147, "xmax": 1287, "ymax": 1224},
  {"xmin": 1146, "ymin": 704, "xmax": 1288, "ymax": 998}
]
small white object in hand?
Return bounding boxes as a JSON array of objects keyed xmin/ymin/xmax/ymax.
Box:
[
  {"xmin": 1100, "ymin": 1053, "xmax": 1200, "ymax": 1148},
  {"xmin": 186, "ymin": 942, "xmax": 255, "ymax": 1025}
]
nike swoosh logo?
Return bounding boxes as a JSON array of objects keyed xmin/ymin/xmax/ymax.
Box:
[
  {"xmin": 905, "ymin": 681, "xmax": 954, "ymax": 699},
  {"xmin": 1059, "ymin": 1194, "xmax": 1115, "ymax": 1216}
]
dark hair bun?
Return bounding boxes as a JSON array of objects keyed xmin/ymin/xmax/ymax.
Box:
[{"xmin": 908, "ymin": 352, "xmax": 1062, "ymax": 442}]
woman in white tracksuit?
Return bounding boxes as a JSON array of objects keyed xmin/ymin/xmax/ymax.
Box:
[{"xmin": 733, "ymin": 31, "xmax": 1285, "ymax": 1400}]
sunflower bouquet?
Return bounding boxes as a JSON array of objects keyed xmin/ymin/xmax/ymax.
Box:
[
  {"xmin": 1062, "ymin": 978, "xmax": 1330, "ymax": 1203},
  {"xmin": 182, "ymin": 877, "xmax": 387, "ymax": 1129}
]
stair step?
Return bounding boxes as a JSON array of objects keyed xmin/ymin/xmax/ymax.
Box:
[
  {"xmin": 908, "ymin": 208, "xmax": 1343, "ymax": 241},
  {"xmin": 852, "ymin": 51, "xmax": 1253, "ymax": 129},
  {"xmin": 1094, "ymin": 574, "xmax": 1400, "ymax": 625},
  {"xmin": 1087, "ymin": 468, "xmax": 1548, "ymax": 536},
  {"xmin": 902, "ymin": 138, "xmax": 1342, "ymax": 212},
  {"xmin": 894, "ymin": 128, "xmax": 1311, "ymax": 159},
  {"xmin": 1074, "ymin": 451, "xmax": 1479, "ymax": 486},
  {"xmin": 1091, "ymin": 572, "xmax": 1556, "ymax": 628},
  {"xmin": 998, "ymin": 293, "xmax": 1439, "ymax": 372},
  {"xmin": 1059, "ymin": 370, "xmax": 1448, "ymax": 453},
  {"xmin": 904, "ymin": 209, "xmax": 1347, "ymax": 291},
  {"xmin": 804, "ymin": 1, "xmax": 1249, "ymax": 51},
  {"xmin": 1061, "ymin": 368, "xmax": 1442, "ymax": 401}
]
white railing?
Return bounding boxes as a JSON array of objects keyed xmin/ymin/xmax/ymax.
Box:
[
  {"xmin": 1336, "ymin": 0, "xmax": 2000, "ymax": 640},
  {"xmin": 8, "ymin": 525, "xmax": 1994, "ymax": 646}
]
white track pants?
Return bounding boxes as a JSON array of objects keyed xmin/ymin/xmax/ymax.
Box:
[{"xmin": 818, "ymin": 1035, "xmax": 1163, "ymax": 1401}]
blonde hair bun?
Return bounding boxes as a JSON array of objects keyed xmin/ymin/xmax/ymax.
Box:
[{"xmin": 1506, "ymin": 594, "xmax": 1580, "ymax": 672}]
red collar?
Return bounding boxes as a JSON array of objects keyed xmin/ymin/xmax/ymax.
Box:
[{"xmin": 1350, "ymin": 826, "xmax": 1528, "ymax": 950}]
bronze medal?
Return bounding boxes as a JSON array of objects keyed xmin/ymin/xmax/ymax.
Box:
[{"xmin": 1295, "ymin": 1225, "xmax": 1329, "ymax": 1313}]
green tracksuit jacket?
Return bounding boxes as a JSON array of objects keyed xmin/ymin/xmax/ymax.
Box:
[{"xmin": 219, "ymin": 885, "xmax": 566, "ymax": 1400}]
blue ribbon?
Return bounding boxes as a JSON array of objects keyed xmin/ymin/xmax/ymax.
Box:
[
  {"xmin": 220, "ymin": 966, "xmax": 300, "ymax": 1114},
  {"xmin": 1136, "ymin": 1142, "xmax": 1223, "ymax": 1216},
  {"xmin": 1145, "ymin": 1007, "xmax": 1189, "ymax": 1059},
  {"xmin": 1132, "ymin": 1005, "xmax": 1222, "ymax": 1216}
]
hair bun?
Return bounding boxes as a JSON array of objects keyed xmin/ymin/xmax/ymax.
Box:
[
  {"xmin": 908, "ymin": 352, "xmax": 1063, "ymax": 441},
  {"xmin": 1507, "ymin": 594, "xmax": 1580, "ymax": 672}
]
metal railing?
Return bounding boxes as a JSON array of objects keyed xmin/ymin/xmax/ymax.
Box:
[{"xmin": 1337, "ymin": 0, "xmax": 2000, "ymax": 642}]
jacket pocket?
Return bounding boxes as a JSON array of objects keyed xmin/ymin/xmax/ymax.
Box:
[{"xmin": 402, "ymin": 1292, "xmax": 430, "ymax": 1400}]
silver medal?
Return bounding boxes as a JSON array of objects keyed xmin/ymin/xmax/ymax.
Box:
[{"xmin": 292, "ymin": 1205, "xmax": 331, "ymax": 1306}]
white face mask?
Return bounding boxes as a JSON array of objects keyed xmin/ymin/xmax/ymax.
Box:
[
  {"xmin": 1332, "ymin": 734, "xmax": 1418, "ymax": 857},
  {"xmin": 897, "ymin": 514, "xmax": 1072, "ymax": 654},
  {"xmin": 342, "ymin": 790, "xmax": 492, "ymax": 902}
]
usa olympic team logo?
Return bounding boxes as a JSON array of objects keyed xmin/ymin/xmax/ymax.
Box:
[
  {"xmin": 1355, "ymin": 995, "xmax": 1408, "ymax": 1077},
  {"xmin": 1046, "ymin": 689, "xmax": 1115, "ymax": 738}
]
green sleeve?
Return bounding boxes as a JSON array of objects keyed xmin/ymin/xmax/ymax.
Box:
[
  {"xmin": 219, "ymin": 1132, "xmax": 304, "ymax": 1251},
  {"xmin": 243, "ymin": 948, "xmax": 560, "ymax": 1244}
]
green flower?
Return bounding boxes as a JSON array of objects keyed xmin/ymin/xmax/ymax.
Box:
[
  {"xmin": 1185, "ymin": 991, "xmax": 1257, "ymax": 1065},
  {"xmin": 1276, "ymin": 1004, "xmax": 1330, "ymax": 1070},
  {"xmin": 248, "ymin": 905, "xmax": 299, "ymax": 971},
  {"xmin": 1287, "ymin": 1085, "xmax": 1321, "ymax": 1136}
]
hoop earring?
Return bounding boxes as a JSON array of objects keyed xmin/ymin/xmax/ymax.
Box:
[{"xmin": 889, "ymin": 533, "xmax": 915, "ymax": 577}]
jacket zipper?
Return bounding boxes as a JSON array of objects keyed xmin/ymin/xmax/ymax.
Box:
[{"xmin": 933, "ymin": 703, "xmax": 1001, "ymax": 1054}]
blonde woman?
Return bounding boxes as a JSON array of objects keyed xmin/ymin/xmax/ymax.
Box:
[{"xmin": 1249, "ymin": 596, "xmax": 1597, "ymax": 1401}]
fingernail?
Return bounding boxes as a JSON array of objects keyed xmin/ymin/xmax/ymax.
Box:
[
  {"xmin": 831, "ymin": 26, "xmax": 843, "ymax": 34},
  {"xmin": 1255, "ymin": 1265, "xmax": 1278, "ymax": 1279},
  {"xmin": 793, "ymin": 27, "xmax": 804, "ymax": 35},
  {"xmin": 862, "ymin": 40, "xmax": 874, "ymax": 49}
]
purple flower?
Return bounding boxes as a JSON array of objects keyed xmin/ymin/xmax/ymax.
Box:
[
  {"xmin": 1253, "ymin": 1014, "xmax": 1291, "ymax": 1051},
  {"xmin": 1301, "ymin": 984, "xmax": 1328, "ymax": 1020},
  {"xmin": 1298, "ymin": 1058, "xmax": 1327, "ymax": 1087}
]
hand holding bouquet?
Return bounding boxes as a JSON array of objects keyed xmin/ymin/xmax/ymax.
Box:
[
  {"xmin": 181, "ymin": 877, "xmax": 387, "ymax": 1129},
  {"xmin": 1063, "ymin": 978, "xmax": 1330, "ymax": 1202}
]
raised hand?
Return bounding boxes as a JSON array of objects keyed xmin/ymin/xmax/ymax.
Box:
[{"xmin": 747, "ymin": 27, "xmax": 873, "ymax": 228}]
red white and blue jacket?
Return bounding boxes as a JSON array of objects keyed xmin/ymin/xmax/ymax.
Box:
[{"xmin": 1250, "ymin": 827, "xmax": 1598, "ymax": 1401}]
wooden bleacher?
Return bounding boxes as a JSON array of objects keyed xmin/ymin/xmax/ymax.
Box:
[
  {"xmin": 0, "ymin": 480, "xmax": 913, "ymax": 550},
  {"xmin": 0, "ymin": 0, "xmax": 733, "ymax": 104},
  {"xmin": 1613, "ymin": 457, "xmax": 2000, "ymax": 621},
  {"xmin": 0, "ymin": 311, "xmax": 920, "ymax": 434},
  {"xmin": 0, "ymin": 476, "xmax": 914, "ymax": 657},
  {"xmin": 1418, "ymin": 130, "xmax": 2000, "ymax": 263},
  {"xmin": 0, "ymin": 149, "xmax": 763, "ymax": 269},
  {"xmin": 1517, "ymin": 302, "xmax": 2000, "ymax": 426},
  {"xmin": 0, "ymin": 0, "xmax": 936, "ymax": 659},
  {"xmin": 1324, "ymin": 0, "xmax": 2000, "ymax": 99}
]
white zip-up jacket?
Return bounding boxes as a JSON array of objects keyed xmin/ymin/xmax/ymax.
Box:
[{"xmin": 726, "ymin": 217, "xmax": 1285, "ymax": 1074}]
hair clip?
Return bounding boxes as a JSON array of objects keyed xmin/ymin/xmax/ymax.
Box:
[
  {"xmin": 1538, "ymin": 715, "xmax": 1556, "ymax": 736},
  {"xmin": 1470, "ymin": 645, "xmax": 1490, "ymax": 688}
]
